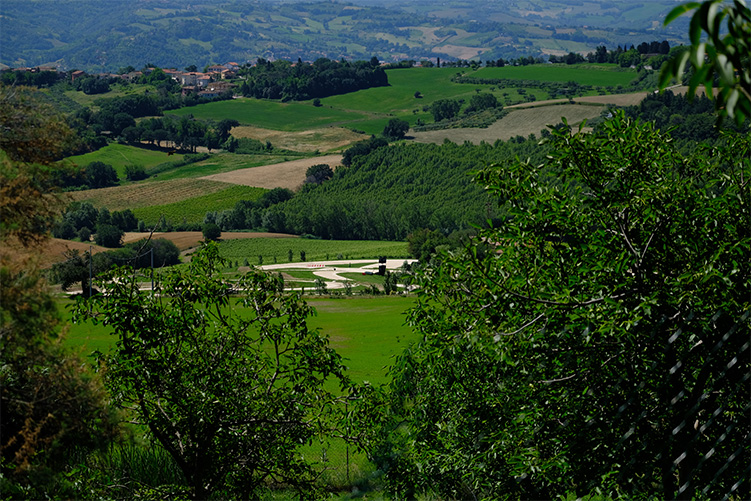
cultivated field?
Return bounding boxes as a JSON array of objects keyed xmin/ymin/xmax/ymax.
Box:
[
  {"xmin": 70, "ymin": 178, "xmax": 241, "ymax": 210},
  {"xmin": 200, "ymin": 154, "xmax": 343, "ymax": 190},
  {"xmin": 132, "ymin": 185, "xmax": 266, "ymax": 225},
  {"xmin": 231, "ymin": 126, "xmax": 366, "ymax": 153},
  {"xmin": 70, "ymin": 179, "xmax": 266, "ymax": 225},
  {"xmin": 411, "ymin": 103, "xmax": 606, "ymax": 144},
  {"xmin": 146, "ymin": 152, "xmax": 296, "ymax": 182},
  {"xmin": 219, "ymin": 238, "xmax": 409, "ymax": 264},
  {"xmin": 1, "ymin": 238, "xmax": 108, "ymax": 271}
]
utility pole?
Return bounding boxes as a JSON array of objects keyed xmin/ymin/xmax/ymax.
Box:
[{"xmin": 89, "ymin": 245, "xmax": 92, "ymax": 299}]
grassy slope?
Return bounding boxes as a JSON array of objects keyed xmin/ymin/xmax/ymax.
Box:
[
  {"xmin": 59, "ymin": 65, "xmax": 644, "ymax": 234},
  {"xmin": 165, "ymin": 65, "xmax": 635, "ymax": 136},
  {"xmin": 64, "ymin": 143, "xmax": 186, "ymax": 178},
  {"xmin": 166, "ymin": 99, "xmax": 371, "ymax": 131}
]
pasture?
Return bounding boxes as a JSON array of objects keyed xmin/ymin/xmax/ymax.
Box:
[
  {"xmin": 167, "ymin": 99, "xmax": 371, "ymax": 131},
  {"xmin": 62, "ymin": 84, "xmax": 156, "ymax": 109},
  {"xmin": 61, "ymin": 295, "xmax": 417, "ymax": 385},
  {"xmin": 473, "ymin": 64, "xmax": 638, "ymax": 87},
  {"xmin": 64, "ymin": 143, "xmax": 185, "ymax": 178}
]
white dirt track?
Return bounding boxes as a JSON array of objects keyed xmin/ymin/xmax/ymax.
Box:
[{"xmin": 260, "ymin": 259, "xmax": 419, "ymax": 290}]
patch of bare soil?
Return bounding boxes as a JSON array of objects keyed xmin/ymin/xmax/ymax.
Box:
[
  {"xmin": 434, "ymin": 44, "xmax": 488, "ymax": 60},
  {"xmin": 1, "ymin": 238, "xmax": 109, "ymax": 270},
  {"xmin": 231, "ymin": 126, "xmax": 366, "ymax": 153},
  {"xmin": 198, "ymin": 154, "xmax": 343, "ymax": 190}
]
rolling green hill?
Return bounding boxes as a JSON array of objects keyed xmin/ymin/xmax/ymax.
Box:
[{"xmin": 1, "ymin": 0, "xmax": 688, "ymax": 72}]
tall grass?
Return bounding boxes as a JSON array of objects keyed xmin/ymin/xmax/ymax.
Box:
[{"xmin": 63, "ymin": 443, "xmax": 188, "ymax": 499}]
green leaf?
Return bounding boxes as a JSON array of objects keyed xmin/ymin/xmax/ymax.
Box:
[
  {"xmin": 690, "ymin": 10, "xmax": 704, "ymax": 45},
  {"xmin": 664, "ymin": 2, "xmax": 702, "ymax": 26}
]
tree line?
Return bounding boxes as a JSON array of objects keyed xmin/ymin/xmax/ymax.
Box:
[{"xmin": 237, "ymin": 57, "xmax": 388, "ymax": 101}]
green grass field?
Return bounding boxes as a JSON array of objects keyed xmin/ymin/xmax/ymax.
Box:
[
  {"xmin": 62, "ymin": 84, "xmax": 157, "ymax": 109},
  {"xmin": 219, "ymin": 238, "xmax": 409, "ymax": 263},
  {"xmin": 132, "ymin": 185, "xmax": 266, "ymax": 225},
  {"xmin": 165, "ymin": 65, "xmax": 637, "ymax": 137},
  {"xmin": 64, "ymin": 143, "xmax": 185, "ymax": 179},
  {"xmin": 61, "ymin": 295, "xmax": 417, "ymax": 385},
  {"xmin": 307, "ymin": 297, "xmax": 417, "ymax": 384},
  {"xmin": 167, "ymin": 99, "xmax": 371, "ymax": 131},
  {"xmin": 323, "ymin": 68, "xmax": 481, "ymax": 115},
  {"xmin": 147, "ymin": 152, "xmax": 293, "ymax": 182},
  {"xmin": 473, "ymin": 64, "xmax": 637, "ymax": 87}
]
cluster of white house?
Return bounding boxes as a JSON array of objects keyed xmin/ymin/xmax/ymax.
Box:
[{"xmin": 5, "ymin": 62, "xmax": 241, "ymax": 98}]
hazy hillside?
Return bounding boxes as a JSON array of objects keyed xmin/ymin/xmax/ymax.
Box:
[{"xmin": 1, "ymin": 0, "xmax": 689, "ymax": 71}]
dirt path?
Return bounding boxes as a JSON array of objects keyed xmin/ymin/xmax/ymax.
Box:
[
  {"xmin": 259, "ymin": 259, "xmax": 419, "ymax": 290},
  {"xmin": 198, "ymin": 154, "xmax": 343, "ymax": 190}
]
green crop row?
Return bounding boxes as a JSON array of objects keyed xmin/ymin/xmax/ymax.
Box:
[{"xmin": 219, "ymin": 237, "xmax": 409, "ymax": 264}]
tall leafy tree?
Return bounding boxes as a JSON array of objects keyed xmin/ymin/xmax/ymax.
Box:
[
  {"xmin": 76, "ymin": 243, "xmax": 349, "ymax": 498},
  {"xmin": 354, "ymin": 114, "xmax": 750, "ymax": 499},
  {"xmin": 382, "ymin": 118, "xmax": 410, "ymax": 140},
  {"xmin": 1, "ymin": 86, "xmax": 118, "ymax": 497}
]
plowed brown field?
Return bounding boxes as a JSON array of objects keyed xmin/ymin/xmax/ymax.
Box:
[{"xmin": 199, "ymin": 154, "xmax": 343, "ymax": 190}]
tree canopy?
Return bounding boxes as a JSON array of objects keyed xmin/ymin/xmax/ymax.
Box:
[
  {"xmin": 75, "ymin": 243, "xmax": 349, "ymax": 498},
  {"xmin": 353, "ymin": 114, "xmax": 750, "ymax": 499}
]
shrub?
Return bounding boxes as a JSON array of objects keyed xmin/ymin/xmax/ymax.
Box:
[{"xmin": 202, "ymin": 223, "xmax": 221, "ymax": 241}]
